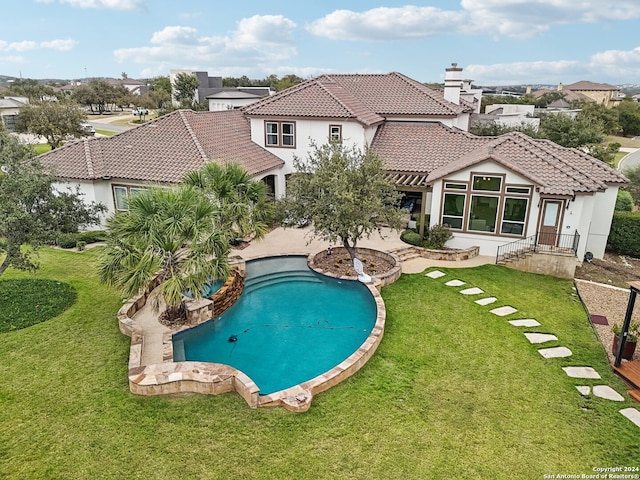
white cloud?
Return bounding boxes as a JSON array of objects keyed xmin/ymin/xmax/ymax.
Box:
[
  {"xmin": 590, "ymin": 46, "xmax": 640, "ymax": 79},
  {"xmin": 151, "ymin": 26, "xmax": 200, "ymax": 45},
  {"xmin": 307, "ymin": 6, "xmax": 467, "ymax": 40},
  {"xmin": 35, "ymin": 0, "xmax": 145, "ymax": 9},
  {"xmin": 0, "ymin": 39, "xmax": 76, "ymax": 53},
  {"xmin": 40, "ymin": 39, "xmax": 77, "ymax": 51},
  {"xmin": 114, "ymin": 15, "xmax": 297, "ymax": 74},
  {"xmin": 308, "ymin": 1, "xmax": 640, "ymax": 42}
]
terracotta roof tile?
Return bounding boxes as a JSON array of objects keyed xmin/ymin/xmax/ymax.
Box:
[
  {"xmin": 243, "ymin": 72, "xmax": 468, "ymax": 124},
  {"xmin": 372, "ymin": 122, "xmax": 627, "ymax": 196},
  {"xmin": 563, "ymin": 81, "xmax": 620, "ymax": 91},
  {"xmin": 40, "ymin": 110, "xmax": 284, "ymax": 183}
]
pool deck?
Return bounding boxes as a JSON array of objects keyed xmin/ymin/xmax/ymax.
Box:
[{"xmin": 133, "ymin": 227, "xmax": 493, "ymax": 388}]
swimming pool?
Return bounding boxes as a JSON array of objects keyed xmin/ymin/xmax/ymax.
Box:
[{"xmin": 173, "ymin": 256, "xmax": 378, "ymax": 395}]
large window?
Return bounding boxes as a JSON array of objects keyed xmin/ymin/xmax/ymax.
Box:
[
  {"xmin": 440, "ymin": 173, "xmax": 531, "ymax": 237},
  {"xmin": 265, "ymin": 121, "xmax": 295, "ymax": 148},
  {"xmin": 113, "ymin": 185, "xmax": 147, "ymax": 211},
  {"xmin": 469, "ymin": 196, "xmax": 498, "ymax": 232}
]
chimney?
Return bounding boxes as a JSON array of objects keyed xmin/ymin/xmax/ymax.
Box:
[
  {"xmin": 444, "ymin": 62, "xmax": 463, "ymax": 105},
  {"xmin": 526, "ymin": 85, "xmax": 531, "ymax": 95},
  {"xmin": 557, "ymin": 82, "xmax": 563, "ymax": 92}
]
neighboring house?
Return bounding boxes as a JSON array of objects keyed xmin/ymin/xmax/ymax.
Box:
[
  {"xmin": 107, "ymin": 78, "xmax": 149, "ymax": 95},
  {"xmin": 169, "ymin": 70, "xmax": 272, "ymax": 109},
  {"xmin": 532, "ymin": 81, "xmax": 622, "ymax": 108},
  {"xmin": 474, "ymin": 104, "xmax": 540, "ymax": 130},
  {"xmin": 0, "ymin": 96, "xmax": 28, "ymax": 132},
  {"xmin": 41, "ymin": 65, "xmax": 627, "ymax": 273},
  {"xmin": 206, "ymin": 88, "xmax": 272, "ymax": 111}
]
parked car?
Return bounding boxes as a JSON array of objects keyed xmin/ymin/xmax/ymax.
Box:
[
  {"xmin": 80, "ymin": 123, "xmax": 95, "ymax": 135},
  {"xmin": 131, "ymin": 107, "xmax": 149, "ymax": 116}
]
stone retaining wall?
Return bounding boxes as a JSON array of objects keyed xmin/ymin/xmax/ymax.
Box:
[
  {"xmin": 309, "ymin": 247, "xmax": 402, "ymax": 289},
  {"xmin": 417, "ymin": 245, "xmax": 479, "ymax": 261}
]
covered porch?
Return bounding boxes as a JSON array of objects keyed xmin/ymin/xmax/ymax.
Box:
[{"xmin": 388, "ymin": 171, "xmax": 430, "ymax": 238}]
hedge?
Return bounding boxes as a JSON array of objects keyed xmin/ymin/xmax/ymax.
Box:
[{"xmin": 608, "ymin": 211, "xmax": 640, "ymax": 257}]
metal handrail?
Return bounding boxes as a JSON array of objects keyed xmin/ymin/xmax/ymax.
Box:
[{"xmin": 496, "ymin": 230, "xmax": 580, "ymax": 264}]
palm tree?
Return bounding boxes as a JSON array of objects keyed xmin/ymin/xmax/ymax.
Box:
[
  {"xmin": 182, "ymin": 162, "xmax": 273, "ymax": 243},
  {"xmin": 98, "ymin": 186, "xmax": 230, "ymax": 321}
]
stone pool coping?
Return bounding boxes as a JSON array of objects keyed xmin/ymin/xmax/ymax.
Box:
[{"xmin": 118, "ymin": 252, "xmax": 391, "ymax": 412}]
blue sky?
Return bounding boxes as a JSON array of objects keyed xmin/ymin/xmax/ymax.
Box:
[{"xmin": 2, "ymin": 0, "xmax": 640, "ymax": 86}]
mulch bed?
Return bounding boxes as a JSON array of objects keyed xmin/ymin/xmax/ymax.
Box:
[{"xmin": 312, "ymin": 249, "xmax": 395, "ymax": 277}]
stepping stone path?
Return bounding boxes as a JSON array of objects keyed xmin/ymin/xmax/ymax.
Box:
[
  {"xmin": 490, "ymin": 306, "xmax": 518, "ymax": 316},
  {"xmin": 538, "ymin": 346, "xmax": 572, "ymax": 358},
  {"xmin": 620, "ymin": 408, "xmax": 640, "ymax": 428},
  {"xmin": 460, "ymin": 287, "xmax": 484, "ymax": 295},
  {"xmin": 563, "ymin": 366, "xmax": 601, "ymax": 379},
  {"xmin": 424, "ymin": 271, "xmax": 639, "ymax": 428},
  {"xmin": 425, "ymin": 270, "xmax": 446, "ymax": 279},
  {"xmin": 592, "ymin": 385, "xmax": 624, "ymax": 402},
  {"xmin": 475, "ymin": 297, "xmax": 497, "ymax": 305},
  {"xmin": 509, "ymin": 319, "xmax": 541, "ymax": 327},
  {"xmin": 524, "ymin": 333, "xmax": 558, "ymax": 344},
  {"xmin": 576, "ymin": 386, "xmax": 591, "ymax": 395}
]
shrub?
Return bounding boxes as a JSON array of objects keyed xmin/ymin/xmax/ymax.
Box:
[
  {"xmin": 78, "ymin": 230, "xmax": 108, "ymax": 243},
  {"xmin": 423, "ymin": 224, "xmax": 452, "ymax": 250},
  {"xmin": 56, "ymin": 233, "xmax": 80, "ymax": 249},
  {"xmin": 608, "ymin": 211, "xmax": 640, "ymax": 257},
  {"xmin": 76, "ymin": 241, "xmax": 87, "ymax": 251},
  {"xmin": 400, "ymin": 230, "xmax": 422, "ymax": 246},
  {"xmin": 616, "ymin": 190, "xmax": 634, "ymax": 211}
]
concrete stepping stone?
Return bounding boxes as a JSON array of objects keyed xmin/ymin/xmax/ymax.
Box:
[
  {"xmin": 460, "ymin": 287, "xmax": 484, "ymax": 295},
  {"xmin": 576, "ymin": 386, "xmax": 591, "ymax": 395},
  {"xmin": 592, "ymin": 385, "xmax": 624, "ymax": 402},
  {"xmin": 425, "ymin": 270, "xmax": 446, "ymax": 279},
  {"xmin": 445, "ymin": 279, "xmax": 466, "ymax": 287},
  {"xmin": 538, "ymin": 346, "xmax": 572, "ymax": 358},
  {"xmin": 475, "ymin": 297, "xmax": 497, "ymax": 306},
  {"xmin": 562, "ymin": 366, "xmax": 601, "ymax": 379},
  {"xmin": 509, "ymin": 319, "xmax": 541, "ymax": 327},
  {"xmin": 620, "ymin": 408, "xmax": 640, "ymax": 428},
  {"xmin": 524, "ymin": 333, "xmax": 558, "ymax": 344},
  {"xmin": 490, "ymin": 306, "xmax": 518, "ymax": 316}
]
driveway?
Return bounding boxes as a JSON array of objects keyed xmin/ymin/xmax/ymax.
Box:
[{"xmin": 619, "ymin": 148, "xmax": 640, "ymax": 172}]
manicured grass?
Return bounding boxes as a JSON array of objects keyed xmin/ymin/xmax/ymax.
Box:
[
  {"xmin": 95, "ymin": 129, "xmax": 117, "ymax": 136},
  {"xmin": 606, "ymin": 135, "xmax": 640, "ymax": 149},
  {"xmin": 0, "ymin": 279, "xmax": 76, "ymax": 332},
  {"xmin": 32, "ymin": 143, "xmax": 52, "ymax": 155},
  {"xmin": 0, "ymin": 250, "xmax": 638, "ymax": 479}
]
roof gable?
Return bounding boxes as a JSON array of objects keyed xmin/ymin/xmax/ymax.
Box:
[
  {"xmin": 242, "ymin": 72, "xmax": 468, "ymax": 124},
  {"xmin": 371, "ymin": 122, "xmax": 627, "ymax": 196}
]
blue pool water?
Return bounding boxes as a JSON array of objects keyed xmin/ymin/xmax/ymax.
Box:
[{"xmin": 173, "ymin": 256, "xmax": 377, "ymax": 395}]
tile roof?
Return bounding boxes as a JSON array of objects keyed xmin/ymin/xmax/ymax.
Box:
[
  {"xmin": 40, "ymin": 109, "xmax": 284, "ymax": 183},
  {"xmin": 371, "ymin": 122, "xmax": 627, "ymax": 196},
  {"xmin": 242, "ymin": 72, "xmax": 468, "ymax": 125},
  {"xmin": 563, "ymin": 81, "xmax": 620, "ymax": 91}
]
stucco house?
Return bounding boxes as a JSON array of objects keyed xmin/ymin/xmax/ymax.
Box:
[
  {"xmin": 40, "ymin": 65, "xmax": 626, "ymax": 271},
  {"xmin": 0, "ymin": 96, "xmax": 28, "ymax": 132}
]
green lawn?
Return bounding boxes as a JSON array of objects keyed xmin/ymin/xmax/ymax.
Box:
[
  {"xmin": 0, "ymin": 248, "xmax": 638, "ymax": 479},
  {"xmin": 32, "ymin": 143, "xmax": 51, "ymax": 155}
]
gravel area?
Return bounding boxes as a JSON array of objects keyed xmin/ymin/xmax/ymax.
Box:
[{"xmin": 575, "ymin": 280, "xmax": 640, "ymax": 362}]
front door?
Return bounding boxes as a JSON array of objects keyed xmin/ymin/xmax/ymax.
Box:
[{"xmin": 539, "ymin": 200, "xmax": 563, "ymax": 246}]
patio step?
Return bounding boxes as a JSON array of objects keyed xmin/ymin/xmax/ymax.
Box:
[
  {"xmin": 629, "ymin": 389, "xmax": 640, "ymax": 404},
  {"xmin": 393, "ymin": 247, "xmax": 421, "ymax": 262}
]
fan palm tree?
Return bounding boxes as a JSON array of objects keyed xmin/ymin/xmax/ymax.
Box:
[
  {"xmin": 98, "ymin": 186, "xmax": 230, "ymax": 320},
  {"xmin": 182, "ymin": 162, "xmax": 273, "ymax": 242}
]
